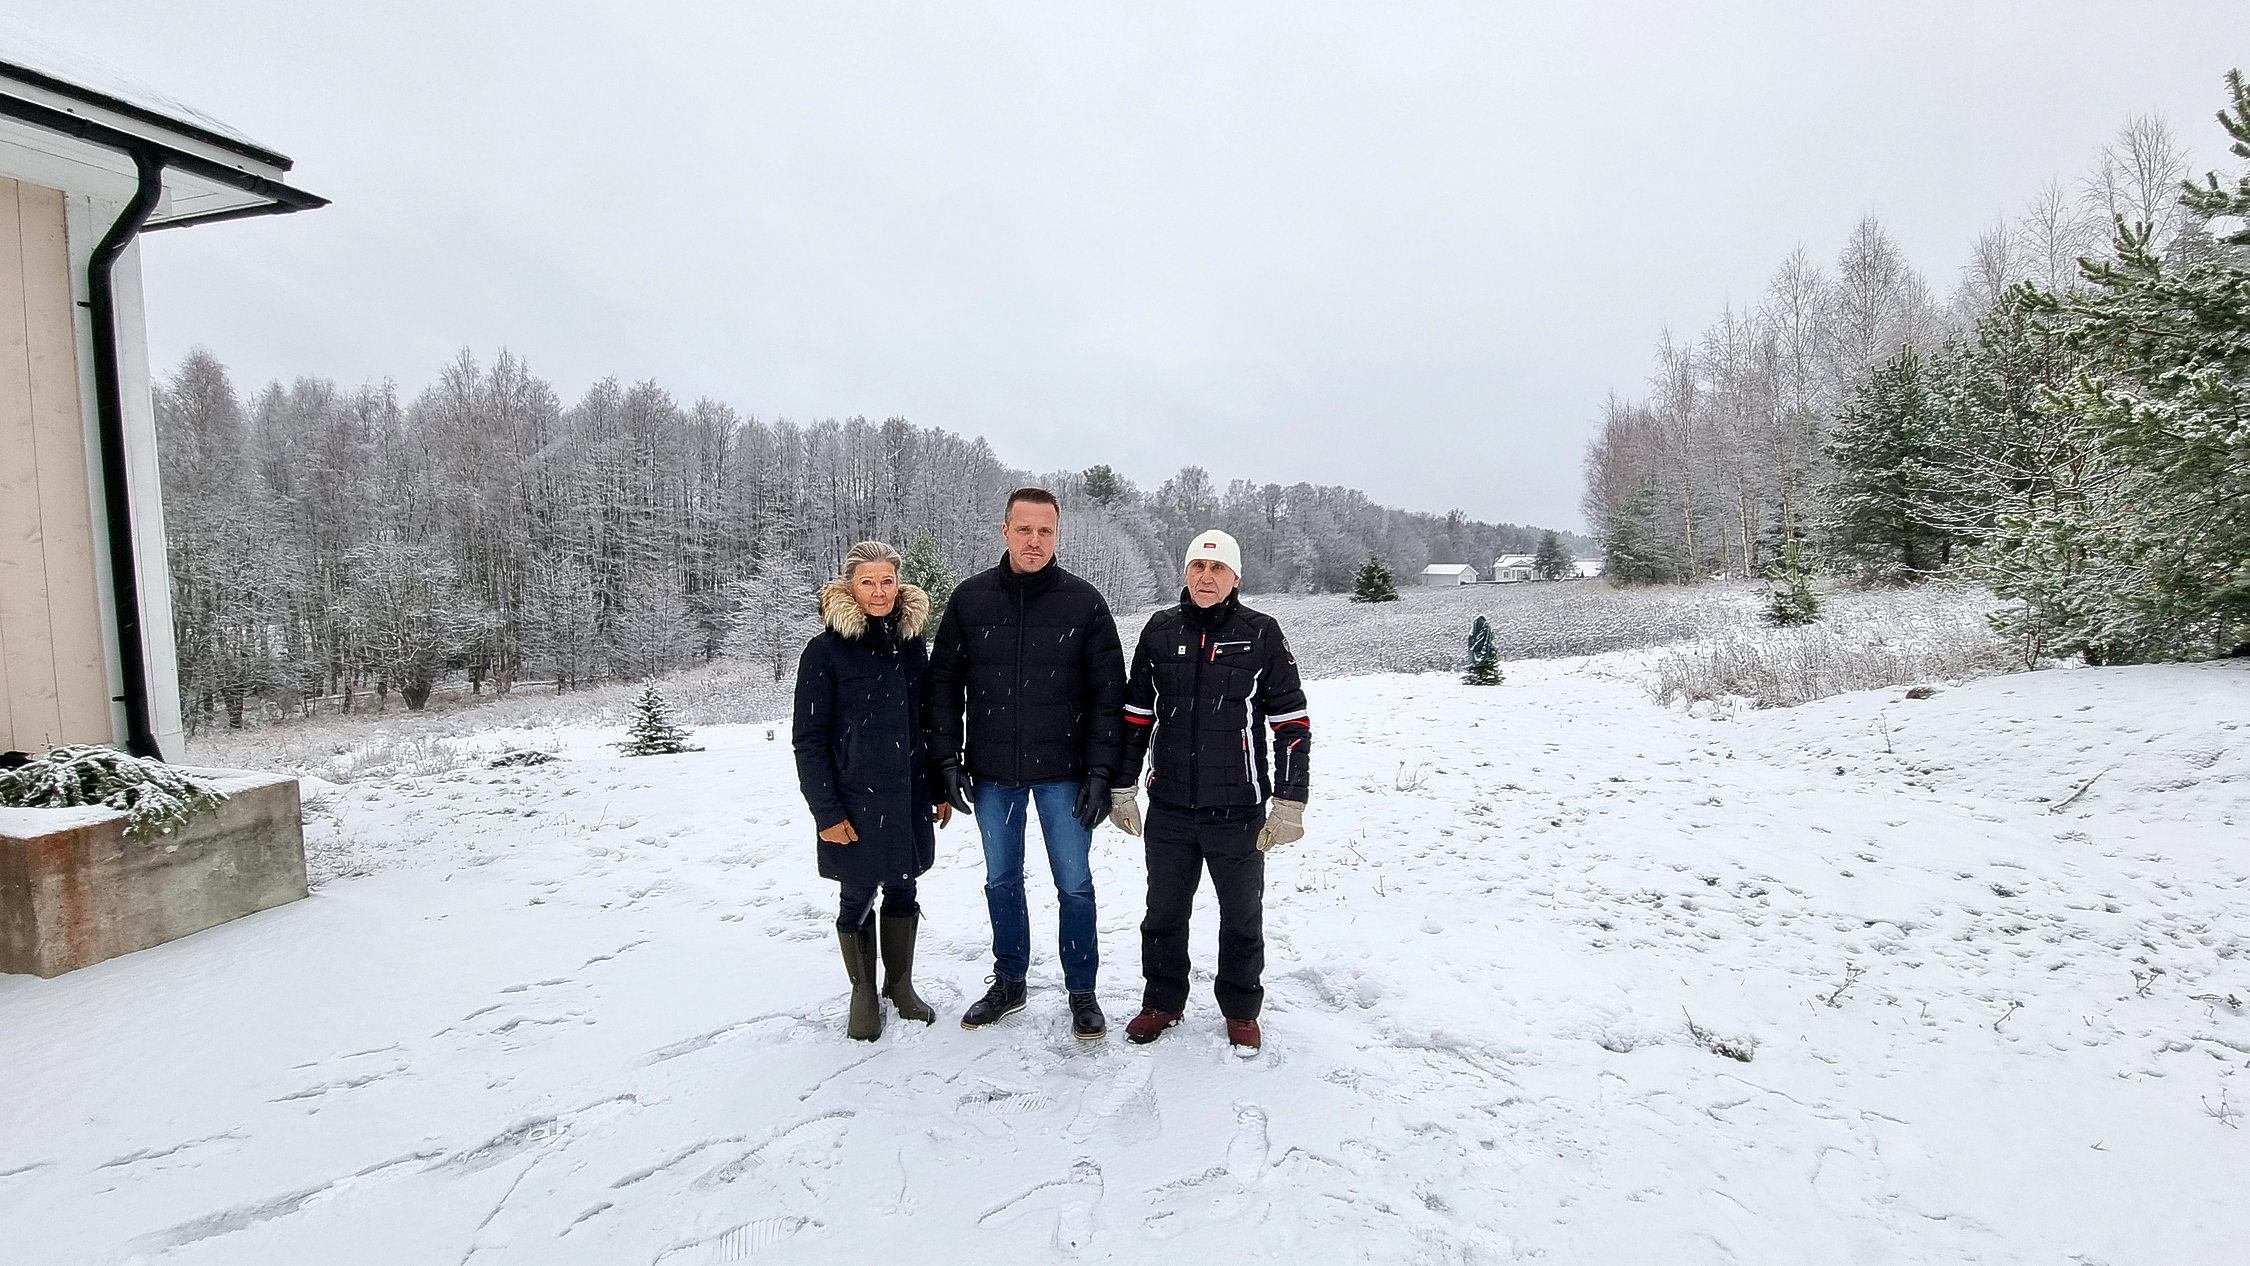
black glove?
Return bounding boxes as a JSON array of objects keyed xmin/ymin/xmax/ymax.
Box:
[
  {"xmin": 933, "ymin": 757, "xmax": 974, "ymax": 816},
  {"xmin": 1073, "ymin": 771, "xmax": 1111, "ymax": 831}
]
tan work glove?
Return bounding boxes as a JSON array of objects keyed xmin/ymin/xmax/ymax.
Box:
[
  {"xmin": 1109, "ymin": 787, "xmax": 1144, "ymax": 837},
  {"xmin": 1257, "ymin": 799, "xmax": 1305, "ymax": 852}
]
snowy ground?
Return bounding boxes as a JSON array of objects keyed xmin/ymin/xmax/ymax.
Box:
[{"xmin": 5, "ymin": 652, "xmax": 2247, "ymax": 1263}]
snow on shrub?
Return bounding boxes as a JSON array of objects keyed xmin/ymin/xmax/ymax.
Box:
[
  {"xmin": 0, "ymin": 745, "xmax": 225, "ymax": 840},
  {"xmin": 1650, "ymin": 584, "xmax": 2018, "ymax": 708}
]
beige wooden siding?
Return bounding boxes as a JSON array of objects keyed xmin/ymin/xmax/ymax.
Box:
[{"xmin": 0, "ymin": 176, "xmax": 111, "ymax": 753}]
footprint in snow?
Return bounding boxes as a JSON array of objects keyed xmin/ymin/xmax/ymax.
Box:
[
  {"xmin": 978, "ymin": 1158, "xmax": 1104, "ymax": 1254},
  {"xmin": 1064, "ymin": 1053, "xmax": 1158, "ymax": 1143},
  {"xmin": 653, "ymin": 1215, "xmax": 816, "ymax": 1264},
  {"xmin": 1226, "ymin": 1103, "xmax": 1271, "ymax": 1180},
  {"xmin": 958, "ymin": 1084, "xmax": 1057, "ymax": 1118}
]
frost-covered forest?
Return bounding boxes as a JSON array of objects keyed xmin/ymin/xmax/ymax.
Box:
[
  {"xmin": 1585, "ymin": 73, "xmax": 2250, "ymax": 665},
  {"xmin": 157, "ymin": 351, "xmax": 1579, "ymax": 732}
]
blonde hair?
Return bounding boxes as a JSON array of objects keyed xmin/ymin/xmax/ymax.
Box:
[{"xmin": 842, "ymin": 540, "xmax": 904, "ymax": 583}]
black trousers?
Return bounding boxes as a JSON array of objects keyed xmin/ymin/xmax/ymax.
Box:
[
  {"xmin": 1141, "ymin": 802, "xmax": 1266, "ymax": 1019},
  {"xmin": 837, "ymin": 879, "xmax": 918, "ymax": 931}
]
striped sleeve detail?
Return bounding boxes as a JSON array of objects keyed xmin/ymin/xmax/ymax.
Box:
[
  {"xmin": 1124, "ymin": 703, "xmax": 1155, "ymax": 716},
  {"xmin": 1267, "ymin": 709, "xmax": 1309, "ymax": 727}
]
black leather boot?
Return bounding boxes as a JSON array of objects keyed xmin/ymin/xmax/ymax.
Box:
[
  {"xmin": 1069, "ymin": 990, "xmax": 1106, "ymax": 1040},
  {"xmin": 960, "ymin": 975, "xmax": 1027, "ymax": 1028}
]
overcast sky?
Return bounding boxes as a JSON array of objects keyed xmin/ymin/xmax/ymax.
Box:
[{"xmin": 11, "ymin": 2, "xmax": 2244, "ymax": 530}]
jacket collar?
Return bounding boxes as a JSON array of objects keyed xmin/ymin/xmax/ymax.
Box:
[
  {"xmin": 997, "ymin": 554, "xmax": 1062, "ymax": 598},
  {"xmin": 1179, "ymin": 588, "xmax": 1240, "ymax": 631},
  {"xmin": 820, "ymin": 581, "xmax": 932, "ymax": 640}
]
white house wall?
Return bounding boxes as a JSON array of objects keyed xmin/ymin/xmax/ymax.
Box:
[{"xmin": 0, "ymin": 175, "xmax": 110, "ymax": 752}]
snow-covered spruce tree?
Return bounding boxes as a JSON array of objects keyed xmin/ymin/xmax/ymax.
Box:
[
  {"xmin": 619, "ymin": 685, "xmax": 698, "ymax": 756},
  {"xmin": 1463, "ymin": 615, "xmax": 1504, "ymax": 684},
  {"xmin": 1987, "ymin": 70, "xmax": 2250, "ymax": 661},
  {"xmin": 1599, "ymin": 485, "xmax": 1677, "ymax": 585},
  {"xmin": 1533, "ymin": 530, "xmax": 1572, "ymax": 580},
  {"xmin": 1818, "ymin": 348, "xmax": 1955, "ymax": 583},
  {"xmin": 900, "ymin": 533, "xmax": 956, "ymax": 633},
  {"xmin": 1919, "ymin": 288, "xmax": 2084, "ymax": 557},
  {"xmin": 1762, "ymin": 538, "xmax": 1823, "ymax": 626},
  {"xmin": 1082, "ymin": 463, "xmax": 1122, "ymax": 506},
  {"xmin": 0, "ymin": 745, "xmax": 224, "ymax": 841},
  {"xmin": 1350, "ymin": 554, "xmax": 1399, "ymax": 603}
]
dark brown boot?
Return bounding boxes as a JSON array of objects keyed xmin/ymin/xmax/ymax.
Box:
[
  {"xmin": 839, "ymin": 924, "xmax": 881, "ymax": 1041},
  {"xmin": 1125, "ymin": 1007, "xmax": 1182, "ymax": 1044},
  {"xmin": 879, "ymin": 912, "xmax": 935, "ymax": 1024}
]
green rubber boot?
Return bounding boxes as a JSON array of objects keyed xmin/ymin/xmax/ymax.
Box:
[
  {"xmin": 879, "ymin": 912, "xmax": 936, "ymax": 1024},
  {"xmin": 840, "ymin": 923, "xmax": 881, "ymax": 1041}
]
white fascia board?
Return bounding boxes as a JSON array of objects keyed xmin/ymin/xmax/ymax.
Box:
[
  {"xmin": 0, "ymin": 121, "xmax": 151, "ymax": 204},
  {"xmin": 0, "ymin": 118, "xmax": 276, "ymax": 224},
  {"xmin": 0, "ymin": 75, "xmax": 290, "ymax": 183}
]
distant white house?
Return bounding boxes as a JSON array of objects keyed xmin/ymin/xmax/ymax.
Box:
[
  {"xmin": 1495, "ymin": 554, "xmax": 1605, "ymax": 582},
  {"xmin": 1420, "ymin": 563, "xmax": 1478, "ymax": 587},
  {"xmin": 1492, "ymin": 554, "xmax": 1537, "ymax": 583}
]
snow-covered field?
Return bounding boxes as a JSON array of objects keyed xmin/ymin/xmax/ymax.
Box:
[
  {"xmin": 5, "ymin": 651, "xmax": 2248, "ymax": 1263},
  {"xmin": 181, "ymin": 581, "xmax": 2004, "ymax": 789}
]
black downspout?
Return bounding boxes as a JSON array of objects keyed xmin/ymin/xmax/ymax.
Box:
[{"xmin": 87, "ymin": 145, "xmax": 168, "ymax": 760}]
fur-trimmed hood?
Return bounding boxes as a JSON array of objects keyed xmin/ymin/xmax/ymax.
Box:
[{"xmin": 820, "ymin": 580, "xmax": 931, "ymax": 640}]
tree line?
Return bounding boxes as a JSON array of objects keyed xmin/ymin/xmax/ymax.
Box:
[
  {"xmin": 1583, "ymin": 70, "xmax": 2250, "ymax": 664},
  {"xmin": 157, "ymin": 351, "xmax": 1578, "ymax": 730}
]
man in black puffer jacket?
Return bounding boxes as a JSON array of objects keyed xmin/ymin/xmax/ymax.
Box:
[
  {"xmin": 1108, "ymin": 529, "xmax": 1309, "ymax": 1057},
  {"xmin": 923, "ymin": 487, "xmax": 1126, "ymax": 1038}
]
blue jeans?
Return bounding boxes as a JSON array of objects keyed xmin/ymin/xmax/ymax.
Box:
[{"xmin": 973, "ymin": 778, "xmax": 1098, "ymax": 992}]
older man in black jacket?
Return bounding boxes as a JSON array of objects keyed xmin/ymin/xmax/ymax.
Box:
[
  {"xmin": 924, "ymin": 488, "xmax": 1127, "ymax": 1038},
  {"xmin": 1109, "ymin": 528, "xmax": 1309, "ymax": 1057}
]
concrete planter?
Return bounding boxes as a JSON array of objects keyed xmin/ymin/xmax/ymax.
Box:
[{"xmin": 0, "ymin": 769, "xmax": 306, "ymax": 978}]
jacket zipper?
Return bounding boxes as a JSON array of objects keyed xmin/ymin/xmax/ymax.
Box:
[
  {"xmin": 1187, "ymin": 629, "xmax": 1205, "ymax": 805},
  {"xmin": 1013, "ymin": 584, "xmax": 1026, "ymax": 785}
]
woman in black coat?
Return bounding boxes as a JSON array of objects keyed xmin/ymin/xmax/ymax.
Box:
[{"xmin": 792, "ymin": 540, "xmax": 949, "ymax": 1041}]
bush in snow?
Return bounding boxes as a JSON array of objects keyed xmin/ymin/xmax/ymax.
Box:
[
  {"xmin": 1463, "ymin": 615, "xmax": 1504, "ymax": 685},
  {"xmin": 619, "ymin": 685, "xmax": 700, "ymax": 756},
  {"xmin": 1350, "ymin": 555, "xmax": 1399, "ymax": 603},
  {"xmin": 1651, "ymin": 585, "xmax": 2017, "ymax": 708},
  {"xmin": 1762, "ymin": 539, "xmax": 1823, "ymax": 627},
  {"xmin": 0, "ymin": 745, "xmax": 224, "ymax": 840},
  {"xmin": 900, "ymin": 532, "xmax": 957, "ymax": 632},
  {"xmin": 487, "ymin": 749, "xmax": 557, "ymax": 768}
]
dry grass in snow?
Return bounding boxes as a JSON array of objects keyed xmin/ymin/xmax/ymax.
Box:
[{"xmin": 1649, "ymin": 583, "xmax": 2019, "ymax": 710}]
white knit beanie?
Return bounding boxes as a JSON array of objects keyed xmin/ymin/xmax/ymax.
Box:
[{"xmin": 1183, "ymin": 529, "xmax": 1242, "ymax": 580}]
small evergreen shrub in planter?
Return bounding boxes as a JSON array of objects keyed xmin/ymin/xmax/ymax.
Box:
[{"xmin": 0, "ymin": 745, "xmax": 224, "ymax": 841}]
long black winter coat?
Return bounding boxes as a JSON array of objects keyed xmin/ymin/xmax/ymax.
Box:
[
  {"xmin": 793, "ymin": 582, "xmax": 937, "ymax": 887},
  {"xmin": 923, "ymin": 558, "xmax": 1127, "ymax": 786},
  {"xmin": 1116, "ymin": 589, "xmax": 1311, "ymax": 810}
]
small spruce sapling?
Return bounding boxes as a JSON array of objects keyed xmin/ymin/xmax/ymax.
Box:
[
  {"xmin": 1463, "ymin": 614, "xmax": 1504, "ymax": 685},
  {"xmin": 619, "ymin": 684, "xmax": 700, "ymax": 756},
  {"xmin": 1350, "ymin": 554, "xmax": 1399, "ymax": 603},
  {"xmin": 1763, "ymin": 538, "xmax": 1823, "ymax": 627},
  {"xmin": 0, "ymin": 744, "xmax": 224, "ymax": 840},
  {"xmin": 900, "ymin": 532, "xmax": 956, "ymax": 632}
]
